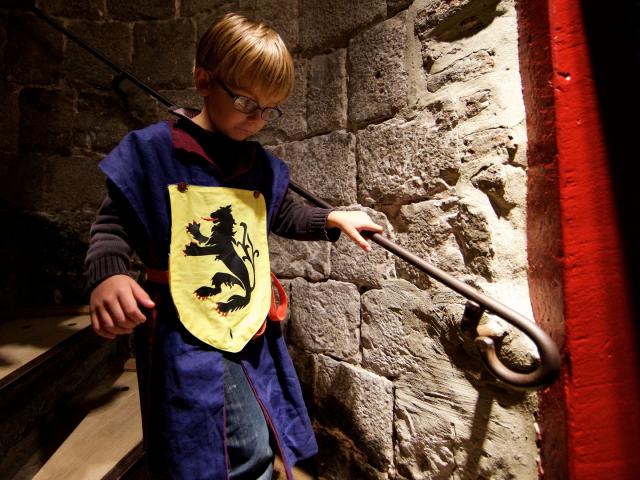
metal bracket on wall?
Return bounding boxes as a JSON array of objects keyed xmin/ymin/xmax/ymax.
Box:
[{"xmin": 28, "ymin": 5, "xmax": 561, "ymax": 390}]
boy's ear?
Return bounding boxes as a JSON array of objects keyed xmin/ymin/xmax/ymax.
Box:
[{"xmin": 194, "ymin": 68, "xmax": 212, "ymax": 96}]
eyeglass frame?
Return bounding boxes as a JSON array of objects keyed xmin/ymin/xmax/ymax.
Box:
[{"xmin": 216, "ymin": 79, "xmax": 283, "ymax": 122}]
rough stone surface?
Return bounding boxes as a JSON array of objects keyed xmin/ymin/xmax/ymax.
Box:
[
  {"xmin": 269, "ymin": 234, "xmax": 330, "ymax": 281},
  {"xmin": 313, "ymin": 354, "xmax": 394, "ymax": 471},
  {"xmin": 5, "ymin": 14, "xmax": 63, "ymax": 85},
  {"xmin": 255, "ymin": 57, "xmax": 308, "ymax": 144},
  {"xmin": 416, "ymin": 0, "xmax": 498, "ymax": 32},
  {"xmin": 308, "ymin": 49, "xmax": 348, "ymax": 135},
  {"xmin": 427, "ymin": 50, "xmax": 495, "ymax": 92},
  {"xmin": 247, "ymin": 0, "xmax": 299, "ymax": 52},
  {"xmin": 0, "ymin": 83, "xmax": 19, "ymax": 153},
  {"xmin": 182, "ymin": 0, "xmax": 236, "ymax": 17},
  {"xmin": 73, "ymin": 91, "xmax": 139, "ymax": 154},
  {"xmin": 107, "ymin": 0, "xmax": 176, "ymax": 20},
  {"xmin": 348, "ymin": 13, "xmax": 410, "ymax": 126},
  {"xmin": 356, "ymin": 111, "xmax": 460, "ymax": 206},
  {"xmin": 450, "ymin": 200, "xmax": 495, "ymax": 280},
  {"xmin": 42, "ymin": 154, "xmax": 105, "ymax": 212},
  {"xmin": 44, "ymin": 0, "xmax": 107, "ymax": 20},
  {"xmin": 0, "ymin": 16, "xmax": 6, "ymax": 74},
  {"xmin": 394, "ymin": 198, "xmax": 467, "ymax": 288},
  {"xmin": 276, "ymin": 131, "xmax": 357, "ymax": 206},
  {"xmin": 19, "ymin": 88, "xmax": 76, "ymax": 155},
  {"xmin": 388, "ymin": 0, "xmax": 414, "ymax": 15},
  {"xmin": 64, "ymin": 20, "xmax": 132, "ymax": 89},
  {"xmin": 361, "ymin": 279, "xmax": 465, "ymax": 379},
  {"xmin": 289, "ymin": 279, "xmax": 361, "ymax": 363},
  {"xmin": 461, "ymin": 127, "xmax": 517, "ymax": 165},
  {"xmin": 0, "ymin": 153, "xmax": 46, "ymax": 211},
  {"xmin": 133, "ymin": 19, "xmax": 196, "ymax": 89},
  {"xmin": 330, "ymin": 206, "xmax": 396, "ymax": 288},
  {"xmin": 470, "ymin": 163, "xmax": 516, "ymax": 218},
  {"xmin": 394, "ymin": 384, "xmax": 537, "ymax": 480},
  {"xmin": 299, "ymin": 0, "xmax": 386, "ymax": 53},
  {"xmin": 313, "ymin": 427, "xmax": 390, "ymax": 480}
]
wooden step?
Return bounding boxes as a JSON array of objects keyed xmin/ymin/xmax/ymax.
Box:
[
  {"xmin": 33, "ymin": 370, "xmax": 142, "ymax": 480},
  {"xmin": 0, "ymin": 308, "xmax": 117, "ymax": 480},
  {"xmin": 0, "ymin": 310, "xmax": 91, "ymax": 390}
]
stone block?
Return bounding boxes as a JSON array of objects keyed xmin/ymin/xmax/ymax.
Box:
[
  {"xmin": 73, "ymin": 91, "xmax": 139, "ymax": 153},
  {"xmin": 313, "ymin": 354, "xmax": 394, "ymax": 470},
  {"xmin": 427, "ymin": 50, "xmax": 495, "ymax": 92},
  {"xmin": 182, "ymin": 0, "xmax": 236, "ymax": 17},
  {"xmin": 461, "ymin": 127, "xmax": 517, "ymax": 164},
  {"xmin": 307, "ymin": 49, "xmax": 348, "ymax": 135},
  {"xmin": 289, "ymin": 279, "xmax": 361, "ymax": 363},
  {"xmin": 356, "ymin": 114, "xmax": 459, "ymax": 206},
  {"xmin": 19, "ymin": 88, "xmax": 76, "ymax": 155},
  {"xmin": 107, "ymin": 0, "xmax": 176, "ymax": 20},
  {"xmin": 42, "ymin": 154, "xmax": 106, "ymax": 212},
  {"xmin": 250, "ymin": 0, "xmax": 299, "ymax": 52},
  {"xmin": 395, "ymin": 198, "xmax": 468, "ymax": 288},
  {"xmin": 360, "ymin": 279, "xmax": 465, "ymax": 378},
  {"xmin": 415, "ymin": 0, "xmax": 503, "ymax": 49},
  {"xmin": 394, "ymin": 383, "xmax": 537, "ymax": 479},
  {"xmin": 0, "ymin": 152, "xmax": 46, "ymax": 211},
  {"xmin": 0, "ymin": 83, "xmax": 19, "ymax": 152},
  {"xmin": 44, "ymin": 0, "xmax": 107, "ymax": 20},
  {"xmin": 133, "ymin": 19, "xmax": 196, "ymax": 90},
  {"xmin": 348, "ymin": 13, "xmax": 409, "ymax": 126},
  {"xmin": 254, "ymin": 57, "xmax": 308, "ymax": 143},
  {"xmin": 195, "ymin": 5, "xmax": 242, "ymax": 41},
  {"xmin": 460, "ymin": 88, "xmax": 491, "ymax": 119},
  {"xmin": 0, "ymin": 16, "xmax": 7, "ymax": 74},
  {"xmin": 388, "ymin": 0, "xmax": 414, "ymax": 15},
  {"xmin": 299, "ymin": 0, "xmax": 386, "ymax": 54},
  {"xmin": 449, "ymin": 200, "xmax": 495, "ymax": 279},
  {"xmin": 279, "ymin": 131, "xmax": 357, "ymax": 206},
  {"xmin": 330, "ymin": 206, "xmax": 396, "ymax": 288},
  {"xmin": 5, "ymin": 14, "xmax": 63, "ymax": 85},
  {"xmin": 269, "ymin": 233, "xmax": 330, "ymax": 281},
  {"xmin": 471, "ymin": 163, "xmax": 516, "ymax": 218},
  {"xmin": 314, "ymin": 427, "xmax": 390, "ymax": 480},
  {"xmin": 64, "ymin": 20, "xmax": 132, "ymax": 89}
]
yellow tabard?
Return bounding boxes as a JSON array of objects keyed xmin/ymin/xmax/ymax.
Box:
[{"xmin": 168, "ymin": 185, "xmax": 271, "ymax": 352}]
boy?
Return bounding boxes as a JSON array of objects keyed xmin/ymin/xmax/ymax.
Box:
[{"xmin": 85, "ymin": 12, "xmax": 382, "ymax": 480}]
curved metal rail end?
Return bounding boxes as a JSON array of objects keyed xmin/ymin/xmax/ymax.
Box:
[{"xmin": 463, "ymin": 301, "xmax": 562, "ymax": 390}]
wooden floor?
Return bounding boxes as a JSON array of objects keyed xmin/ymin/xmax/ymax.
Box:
[
  {"xmin": 0, "ymin": 313, "xmax": 90, "ymax": 382},
  {"xmin": 32, "ymin": 371, "xmax": 142, "ymax": 480}
]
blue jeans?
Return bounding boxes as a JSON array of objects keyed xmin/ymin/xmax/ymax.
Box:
[{"xmin": 223, "ymin": 355, "xmax": 274, "ymax": 480}]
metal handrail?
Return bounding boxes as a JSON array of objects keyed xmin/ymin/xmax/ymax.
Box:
[{"xmin": 29, "ymin": 5, "xmax": 561, "ymax": 390}]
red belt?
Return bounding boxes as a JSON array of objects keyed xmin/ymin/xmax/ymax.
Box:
[{"xmin": 144, "ymin": 268, "xmax": 288, "ymax": 329}]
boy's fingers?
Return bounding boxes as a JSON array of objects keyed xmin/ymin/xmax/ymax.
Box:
[
  {"xmin": 94, "ymin": 306, "xmax": 131, "ymax": 337},
  {"xmin": 131, "ymin": 281, "xmax": 155, "ymax": 308},
  {"xmin": 348, "ymin": 228, "xmax": 372, "ymax": 252},
  {"xmin": 91, "ymin": 310, "xmax": 116, "ymax": 339},
  {"xmin": 119, "ymin": 290, "xmax": 147, "ymax": 325},
  {"xmin": 105, "ymin": 298, "xmax": 138, "ymax": 330}
]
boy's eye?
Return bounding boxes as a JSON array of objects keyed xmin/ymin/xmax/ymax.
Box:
[{"xmin": 234, "ymin": 96, "xmax": 259, "ymax": 114}]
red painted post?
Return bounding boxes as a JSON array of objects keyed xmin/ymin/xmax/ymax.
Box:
[{"xmin": 520, "ymin": 0, "xmax": 640, "ymax": 478}]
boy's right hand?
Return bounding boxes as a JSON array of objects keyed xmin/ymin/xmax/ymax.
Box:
[{"xmin": 89, "ymin": 274, "xmax": 155, "ymax": 339}]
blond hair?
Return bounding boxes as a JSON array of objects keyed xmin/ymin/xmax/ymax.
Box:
[{"xmin": 196, "ymin": 13, "xmax": 294, "ymax": 104}]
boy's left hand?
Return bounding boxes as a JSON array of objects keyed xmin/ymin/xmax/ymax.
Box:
[{"xmin": 326, "ymin": 210, "xmax": 384, "ymax": 252}]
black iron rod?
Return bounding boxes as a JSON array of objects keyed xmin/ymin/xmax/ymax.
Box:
[{"xmin": 30, "ymin": 6, "xmax": 174, "ymax": 108}]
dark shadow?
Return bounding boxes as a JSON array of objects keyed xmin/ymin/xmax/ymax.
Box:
[
  {"xmin": 0, "ymin": 199, "xmax": 88, "ymax": 311},
  {"xmin": 581, "ymin": 2, "xmax": 640, "ymax": 328}
]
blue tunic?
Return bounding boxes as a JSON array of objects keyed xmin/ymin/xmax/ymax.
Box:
[{"xmin": 99, "ymin": 120, "xmax": 317, "ymax": 479}]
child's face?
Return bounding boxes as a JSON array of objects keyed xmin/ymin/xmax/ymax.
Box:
[{"xmin": 201, "ymin": 79, "xmax": 277, "ymax": 141}]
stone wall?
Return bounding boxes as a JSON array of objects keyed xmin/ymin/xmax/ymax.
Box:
[{"xmin": 0, "ymin": 0, "xmax": 538, "ymax": 478}]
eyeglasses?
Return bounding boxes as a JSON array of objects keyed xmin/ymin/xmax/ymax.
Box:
[{"xmin": 216, "ymin": 80, "xmax": 283, "ymax": 122}]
